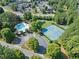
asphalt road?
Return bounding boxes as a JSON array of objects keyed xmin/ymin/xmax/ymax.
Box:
[
  {"xmin": 0, "ymin": 33, "xmax": 48, "ymax": 58},
  {"xmin": 0, "ymin": 41, "xmax": 47, "ymax": 59},
  {"xmin": 33, "ymin": 33, "xmax": 48, "ymax": 54}
]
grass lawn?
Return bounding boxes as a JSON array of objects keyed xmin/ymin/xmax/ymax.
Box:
[
  {"xmin": 20, "ymin": 16, "xmax": 24, "ymax": 20},
  {"xmin": 0, "ymin": 5, "xmax": 13, "ymax": 13},
  {"xmin": 42, "ymin": 20, "xmax": 68, "ymax": 30},
  {"xmin": 4, "ymin": 7, "xmax": 12, "ymax": 12},
  {"xmin": 42, "ymin": 21, "xmax": 56, "ymax": 28},
  {"xmin": 58, "ymin": 25, "xmax": 68, "ymax": 30},
  {"xmin": 0, "ymin": 38, "xmax": 4, "ymax": 41}
]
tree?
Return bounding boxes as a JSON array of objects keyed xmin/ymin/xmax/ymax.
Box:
[
  {"xmin": 31, "ymin": 21, "xmax": 43, "ymax": 32},
  {"xmin": 69, "ymin": 46, "xmax": 79, "ymax": 59},
  {"xmin": 66, "ymin": 35, "xmax": 79, "ymax": 51},
  {"xmin": 48, "ymin": 0, "xmax": 59, "ymax": 5},
  {"xmin": 54, "ymin": 12, "xmax": 67, "ymax": 25},
  {"xmin": 51, "ymin": 0, "xmax": 77, "ymax": 25},
  {"xmin": 58, "ymin": 0, "xmax": 79, "ymax": 58},
  {"xmin": 0, "ymin": 0, "xmax": 11, "ymax": 6},
  {"xmin": 0, "ymin": 45, "xmax": 25, "ymax": 59},
  {"xmin": 0, "ymin": 28, "xmax": 15, "ymax": 43},
  {"xmin": 59, "ymin": 17, "xmax": 79, "ymax": 46},
  {"xmin": 11, "ymin": 3, "xmax": 17, "ymax": 11},
  {"xmin": 24, "ymin": 11, "xmax": 32, "ymax": 21},
  {"xmin": 49, "ymin": 0, "xmax": 79, "ymax": 59},
  {"xmin": 27, "ymin": 38, "xmax": 39, "ymax": 52},
  {"xmin": 47, "ymin": 43, "xmax": 64, "ymax": 59},
  {"xmin": 0, "ymin": 12, "xmax": 18, "ymax": 31},
  {"xmin": 31, "ymin": 55, "xmax": 42, "ymax": 59},
  {"xmin": 32, "ymin": 16, "xmax": 38, "ymax": 21}
]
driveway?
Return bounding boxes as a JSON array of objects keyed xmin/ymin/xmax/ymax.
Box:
[{"xmin": 33, "ymin": 33, "xmax": 48, "ymax": 54}]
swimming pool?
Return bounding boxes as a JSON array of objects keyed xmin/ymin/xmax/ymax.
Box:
[
  {"xmin": 16, "ymin": 23, "xmax": 25, "ymax": 30},
  {"xmin": 15, "ymin": 22, "xmax": 29, "ymax": 32},
  {"xmin": 42, "ymin": 25, "xmax": 64, "ymax": 40}
]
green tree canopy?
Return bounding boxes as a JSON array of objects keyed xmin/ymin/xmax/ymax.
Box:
[
  {"xmin": 31, "ymin": 21, "xmax": 43, "ymax": 32},
  {"xmin": 30, "ymin": 55, "xmax": 42, "ymax": 59},
  {"xmin": 66, "ymin": 35, "xmax": 79, "ymax": 51},
  {"xmin": 27, "ymin": 37, "xmax": 39, "ymax": 52},
  {"xmin": 0, "ymin": 12, "xmax": 18, "ymax": 30},
  {"xmin": 52, "ymin": 0, "xmax": 77, "ymax": 25},
  {"xmin": 59, "ymin": 16, "xmax": 79, "ymax": 45},
  {"xmin": 24, "ymin": 11, "xmax": 32, "ymax": 21},
  {"xmin": 11, "ymin": 3, "xmax": 17, "ymax": 11},
  {"xmin": 0, "ymin": 45, "xmax": 25, "ymax": 59},
  {"xmin": 47, "ymin": 43, "xmax": 64, "ymax": 59},
  {"xmin": 0, "ymin": 0, "xmax": 12, "ymax": 6},
  {"xmin": 0, "ymin": 28, "xmax": 15, "ymax": 43},
  {"xmin": 70, "ymin": 46, "xmax": 79, "ymax": 59}
]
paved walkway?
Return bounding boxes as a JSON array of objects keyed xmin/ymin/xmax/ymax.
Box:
[
  {"xmin": 0, "ymin": 41, "xmax": 48, "ymax": 59},
  {"xmin": 16, "ymin": 33, "xmax": 48, "ymax": 54},
  {"xmin": 0, "ymin": 32, "xmax": 48, "ymax": 58},
  {"xmin": 34, "ymin": 33, "xmax": 48, "ymax": 48},
  {"xmin": 33, "ymin": 33, "xmax": 48, "ymax": 54},
  {"xmin": 17, "ymin": 33, "xmax": 33, "ymax": 46}
]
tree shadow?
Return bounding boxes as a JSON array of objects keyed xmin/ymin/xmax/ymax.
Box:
[
  {"xmin": 25, "ymin": 56, "xmax": 29, "ymax": 59},
  {"xmin": 38, "ymin": 46, "xmax": 46, "ymax": 54},
  {"xmin": 61, "ymin": 52, "xmax": 68, "ymax": 59},
  {"xmin": 12, "ymin": 38, "xmax": 21, "ymax": 44},
  {"xmin": 41, "ymin": 28, "xmax": 48, "ymax": 33}
]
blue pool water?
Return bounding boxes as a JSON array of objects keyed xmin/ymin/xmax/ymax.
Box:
[
  {"xmin": 16, "ymin": 23, "xmax": 25, "ymax": 30},
  {"xmin": 15, "ymin": 23, "xmax": 25, "ymax": 30},
  {"xmin": 15, "ymin": 22, "xmax": 27, "ymax": 32},
  {"xmin": 42, "ymin": 25, "xmax": 64, "ymax": 40}
]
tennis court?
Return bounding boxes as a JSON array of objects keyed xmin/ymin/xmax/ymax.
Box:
[{"xmin": 42, "ymin": 25, "xmax": 64, "ymax": 40}]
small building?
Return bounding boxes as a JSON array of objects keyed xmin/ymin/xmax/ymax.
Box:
[{"xmin": 15, "ymin": 22, "xmax": 29, "ymax": 34}]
